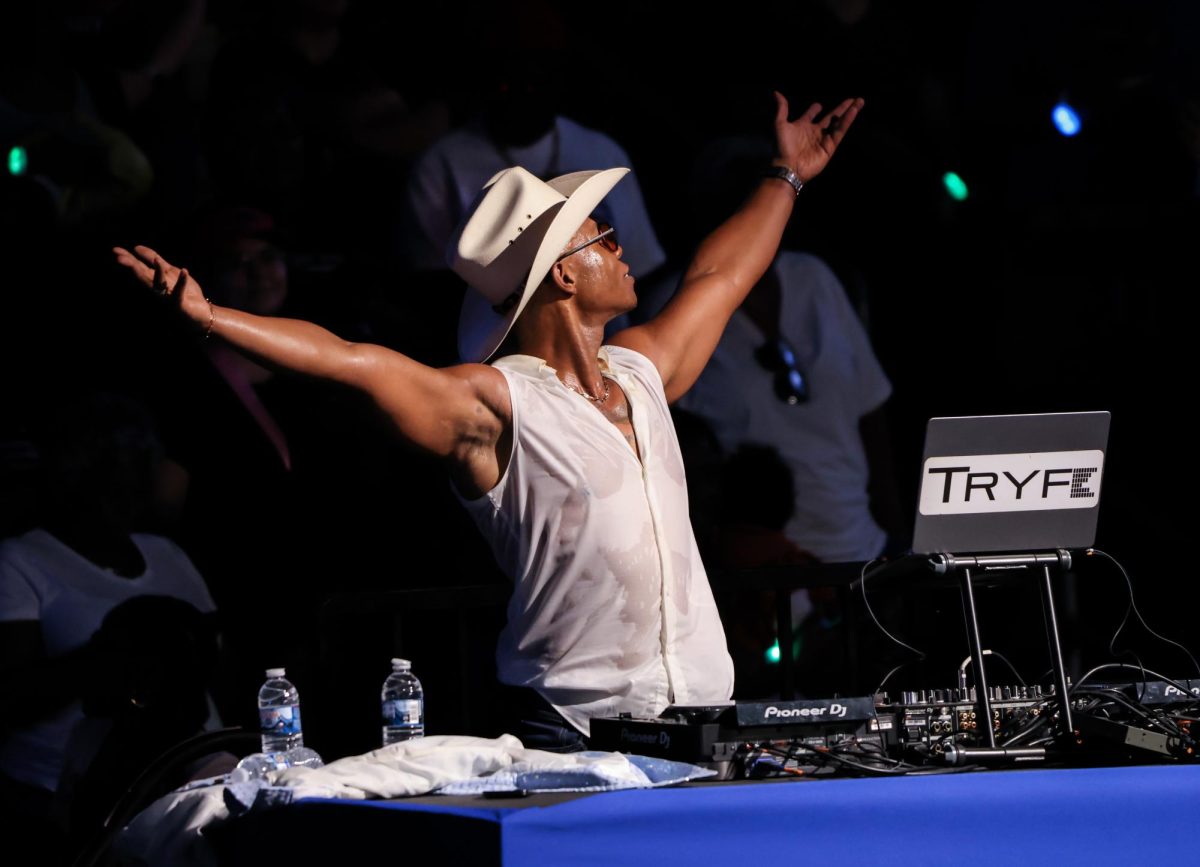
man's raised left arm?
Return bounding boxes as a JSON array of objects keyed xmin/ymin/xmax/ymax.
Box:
[{"xmin": 611, "ymin": 92, "xmax": 862, "ymax": 403}]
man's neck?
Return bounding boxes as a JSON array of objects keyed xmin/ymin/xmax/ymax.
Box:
[{"xmin": 516, "ymin": 305, "xmax": 609, "ymax": 397}]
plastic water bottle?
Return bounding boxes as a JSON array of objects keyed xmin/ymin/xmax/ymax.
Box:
[
  {"xmin": 231, "ymin": 747, "xmax": 324, "ymax": 783},
  {"xmin": 381, "ymin": 658, "xmax": 424, "ymax": 745},
  {"xmin": 231, "ymin": 752, "xmax": 285, "ymax": 783},
  {"xmin": 258, "ymin": 667, "xmax": 303, "ymax": 753}
]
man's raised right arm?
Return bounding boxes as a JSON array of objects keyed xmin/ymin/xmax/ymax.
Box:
[{"xmin": 113, "ymin": 246, "xmax": 509, "ymax": 495}]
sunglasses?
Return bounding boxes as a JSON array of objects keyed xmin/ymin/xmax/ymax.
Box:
[
  {"xmin": 491, "ymin": 222, "xmax": 622, "ymax": 316},
  {"xmin": 556, "ymin": 222, "xmax": 618, "ymax": 261},
  {"xmin": 754, "ymin": 337, "xmax": 810, "ymax": 405}
]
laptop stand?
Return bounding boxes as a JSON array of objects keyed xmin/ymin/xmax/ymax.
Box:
[{"xmin": 931, "ymin": 549, "xmax": 1075, "ymax": 753}]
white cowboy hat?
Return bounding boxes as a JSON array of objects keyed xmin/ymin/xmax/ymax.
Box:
[{"xmin": 449, "ymin": 165, "xmax": 629, "ymax": 363}]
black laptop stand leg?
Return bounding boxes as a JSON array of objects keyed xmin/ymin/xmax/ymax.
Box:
[
  {"xmin": 1040, "ymin": 564, "xmax": 1074, "ymax": 739},
  {"xmin": 960, "ymin": 567, "xmax": 997, "ymax": 748}
]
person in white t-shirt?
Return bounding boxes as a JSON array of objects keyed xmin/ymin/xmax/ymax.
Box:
[
  {"xmin": 0, "ymin": 395, "xmax": 217, "ymax": 852},
  {"xmin": 113, "ymin": 92, "xmax": 863, "ymax": 749},
  {"xmin": 403, "ymin": 115, "xmax": 666, "ymax": 285}
]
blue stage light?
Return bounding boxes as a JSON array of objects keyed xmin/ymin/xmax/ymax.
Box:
[{"xmin": 1053, "ymin": 102, "xmax": 1082, "ymax": 136}]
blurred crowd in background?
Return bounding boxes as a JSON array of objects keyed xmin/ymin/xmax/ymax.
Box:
[{"xmin": 2, "ymin": 0, "xmax": 1198, "ymax": 854}]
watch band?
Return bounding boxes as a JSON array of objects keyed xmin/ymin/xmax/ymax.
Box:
[{"xmin": 765, "ymin": 165, "xmax": 804, "ymax": 197}]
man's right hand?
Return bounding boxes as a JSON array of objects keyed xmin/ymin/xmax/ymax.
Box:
[{"xmin": 114, "ymin": 245, "xmax": 211, "ymax": 333}]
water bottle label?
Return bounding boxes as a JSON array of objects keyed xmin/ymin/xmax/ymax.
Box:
[
  {"xmin": 260, "ymin": 704, "xmax": 302, "ymax": 737},
  {"xmin": 382, "ymin": 699, "xmax": 422, "ymax": 726}
]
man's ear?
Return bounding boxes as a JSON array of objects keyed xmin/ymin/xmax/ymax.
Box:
[{"xmin": 547, "ymin": 260, "xmax": 578, "ymax": 297}]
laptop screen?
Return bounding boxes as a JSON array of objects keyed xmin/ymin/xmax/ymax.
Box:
[{"xmin": 911, "ymin": 411, "xmax": 1111, "ymax": 555}]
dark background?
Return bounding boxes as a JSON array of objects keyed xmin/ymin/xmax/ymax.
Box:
[{"xmin": 2, "ymin": 0, "xmax": 1197, "ymax": 757}]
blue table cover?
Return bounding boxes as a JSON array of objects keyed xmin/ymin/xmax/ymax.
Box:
[{"xmin": 212, "ymin": 764, "xmax": 1200, "ymax": 865}]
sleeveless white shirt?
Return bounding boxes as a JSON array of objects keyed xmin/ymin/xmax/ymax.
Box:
[{"xmin": 459, "ymin": 345, "xmax": 734, "ymax": 735}]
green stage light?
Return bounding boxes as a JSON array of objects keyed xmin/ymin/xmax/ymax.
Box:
[
  {"xmin": 8, "ymin": 146, "xmax": 28, "ymax": 176},
  {"xmin": 765, "ymin": 640, "xmax": 781, "ymax": 665},
  {"xmin": 942, "ymin": 171, "xmax": 968, "ymax": 202}
]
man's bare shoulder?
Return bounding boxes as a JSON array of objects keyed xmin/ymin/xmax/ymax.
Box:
[
  {"xmin": 437, "ymin": 363, "xmax": 512, "ymax": 499},
  {"xmin": 606, "ymin": 324, "xmax": 660, "ymax": 362},
  {"xmin": 442, "ymin": 362, "xmax": 512, "ymax": 425}
]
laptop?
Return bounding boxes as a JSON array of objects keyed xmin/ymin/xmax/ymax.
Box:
[{"xmin": 911, "ymin": 411, "xmax": 1111, "ymax": 555}]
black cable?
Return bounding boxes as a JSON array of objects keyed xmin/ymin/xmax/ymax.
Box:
[
  {"xmin": 997, "ymin": 702, "xmax": 1051, "ymax": 738},
  {"xmin": 844, "ymin": 738, "xmax": 893, "ymax": 758},
  {"xmin": 1073, "ymin": 687, "xmax": 1199, "ymax": 753},
  {"xmin": 825, "ymin": 747, "xmax": 983, "ymax": 776},
  {"xmin": 1001, "ymin": 676, "xmax": 1191, "ymax": 747},
  {"xmin": 1073, "ymin": 662, "xmax": 1200, "ymax": 707},
  {"xmin": 873, "ymin": 663, "xmax": 909, "ymax": 698},
  {"xmin": 1071, "ymin": 687, "xmax": 1186, "ymax": 737},
  {"xmin": 986, "ymin": 650, "xmax": 1026, "ymax": 686},
  {"xmin": 1001, "ymin": 700, "xmax": 1057, "ymax": 747},
  {"xmin": 860, "ymin": 559, "xmax": 925, "ymax": 696},
  {"xmin": 959, "ymin": 650, "xmax": 1027, "ymax": 687},
  {"xmin": 776, "ymin": 740, "xmax": 983, "ymax": 776},
  {"xmin": 1002, "ymin": 722, "xmax": 1049, "ymax": 748},
  {"xmin": 768, "ymin": 742, "xmax": 913, "ymax": 776},
  {"xmin": 830, "ymin": 743, "xmax": 911, "ymax": 770},
  {"xmin": 1088, "ymin": 549, "xmax": 1200, "ymax": 679},
  {"xmin": 792, "ymin": 747, "xmax": 911, "ymax": 776}
]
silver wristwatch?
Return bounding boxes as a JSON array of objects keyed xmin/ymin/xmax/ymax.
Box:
[{"xmin": 765, "ymin": 165, "xmax": 804, "ymax": 196}]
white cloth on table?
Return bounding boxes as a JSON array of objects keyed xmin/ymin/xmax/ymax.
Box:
[{"xmin": 114, "ymin": 735, "xmax": 715, "ymax": 867}]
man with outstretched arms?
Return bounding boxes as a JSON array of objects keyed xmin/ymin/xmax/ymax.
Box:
[{"xmin": 115, "ymin": 93, "xmax": 862, "ymax": 749}]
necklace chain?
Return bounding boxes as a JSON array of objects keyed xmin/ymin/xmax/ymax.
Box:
[{"xmin": 565, "ymin": 376, "xmax": 611, "ymax": 404}]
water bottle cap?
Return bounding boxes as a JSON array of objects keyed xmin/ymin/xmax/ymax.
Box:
[
  {"xmin": 265, "ymin": 667, "xmax": 287, "ymax": 678},
  {"xmin": 391, "ymin": 658, "xmax": 411, "ymax": 670}
]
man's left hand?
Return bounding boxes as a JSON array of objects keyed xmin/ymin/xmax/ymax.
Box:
[{"xmin": 773, "ymin": 92, "xmax": 864, "ymax": 183}]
